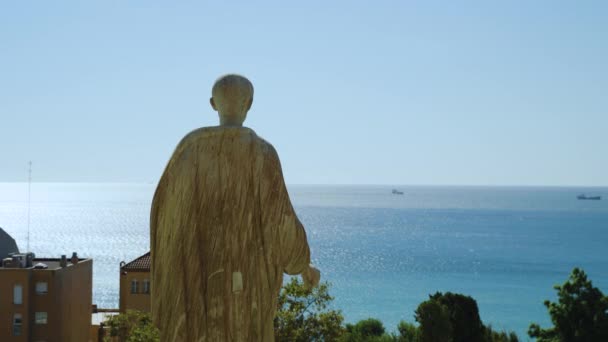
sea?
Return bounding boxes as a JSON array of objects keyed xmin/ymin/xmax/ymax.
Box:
[{"xmin": 1, "ymin": 183, "xmax": 607, "ymax": 340}]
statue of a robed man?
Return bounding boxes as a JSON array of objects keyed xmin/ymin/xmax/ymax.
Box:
[{"xmin": 150, "ymin": 74, "xmax": 320, "ymax": 341}]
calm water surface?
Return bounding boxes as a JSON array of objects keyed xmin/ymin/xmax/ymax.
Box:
[{"xmin": 1, "ymin": 183, "xmax": 607, "ymax": 339}]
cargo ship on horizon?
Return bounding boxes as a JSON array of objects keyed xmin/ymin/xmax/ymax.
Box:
[{"xmin": 577, "ymin": 194, "xmax": 601, "ymax": 200}]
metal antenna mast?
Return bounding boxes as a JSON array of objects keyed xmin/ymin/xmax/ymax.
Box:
[{"xmin": 27, "ymin": 161, "xmax": 32, "ymax": 253}]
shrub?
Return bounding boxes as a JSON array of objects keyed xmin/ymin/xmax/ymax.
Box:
[
  {"xmin": 528, "ymin": 267, "xmax": 608, "ymax": 341},
  {"xmin": 429, "ymin": 292, "xmax": 485, "ymax": 342},
  {"xmin": 415, "ymin": 299, "xmax": 452, "ymax": 342},
  {"xmin": 484, "ymin": 324, "xmax": 519, "ymax": 342},
  {"xmin": 103, "ymin": 310, "xmax": 159, "ymax": 342},
  {"xmin": 414, "ymin": 292, "xmax": 518, "ymax": 342},
  {"xmin": 396, "ymin": 320, "xmax": 419, "ymax": 342},
  {"xmin": 274, "ymin": 277, "xmax": 345, "ymax": 341},
  {"xmin": 341, "ymin": 318, "xmax": 397, "ymax": 341}
]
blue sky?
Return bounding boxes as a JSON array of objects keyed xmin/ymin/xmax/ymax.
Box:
[{"xmin": 1, "ymin": 1, "xmax": 607, "ymax": 185}]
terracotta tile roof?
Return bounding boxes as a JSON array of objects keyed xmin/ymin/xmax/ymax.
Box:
[{"xmin": 121, "ymin": 252, "xmax": 150, "ymax": 271}]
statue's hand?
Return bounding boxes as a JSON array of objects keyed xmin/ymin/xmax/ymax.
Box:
[{"xmin": 302, "ymin": 265, "xmax": 321, "ymax": 290}]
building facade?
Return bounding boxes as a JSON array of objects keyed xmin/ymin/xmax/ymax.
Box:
[
  {"xmin": 119, "ymin": 252, "xmax": 151, "ymax": 313},
  {"xmin": 0, "ymin": 252, "xmax": 93, "ymax": 342}
]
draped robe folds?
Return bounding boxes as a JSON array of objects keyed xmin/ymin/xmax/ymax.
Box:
[{"xmin": 150, "ymin": 126, "xmax": 311, "ymax": 342}]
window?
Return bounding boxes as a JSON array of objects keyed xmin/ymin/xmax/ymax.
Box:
[
  {"xmin": 13, "ymin": 314, "xmax": 22, "ymax": 336},
  {"xmin": 35, "ymin": 312, "xmax": 48, "ymax": 324},
  {"xmin": 131, "ymin": 279, "xmax": 139, "ymax": 294},
  {"xmin": 14, "ymin": 284, "xmax": 23, "ymax": 304},
  {"xmin": 143, "ymin": 279, "xmax": 150, "ymax": 294},
  {"xmin": 36, "ymin": 282, "xmax": 48, "ymax": 294}
]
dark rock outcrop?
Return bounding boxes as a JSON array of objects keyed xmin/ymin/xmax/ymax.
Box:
[{"xmin": 0, "ymin": 227, "xmax": 20, "ymax": 259}]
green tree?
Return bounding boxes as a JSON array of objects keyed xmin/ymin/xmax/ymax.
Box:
[
  {"xmin": 484, "ymin": 325, "xmax": 519, "ymax": 342},
  {"xmin": 528, "ymin": 267, "xmax": 608, "ymax": 342},
  {"xmin": 396, "ymin": 321, "xmax": 419, "ymax": 342},
  {"xmin": 415, "ymin": 299, "xmax": 452, "ymax": 342},
  {"xmin": 350, "ymin": 318, "xmax": 386, "ymax": 337},
  {"xmin": 103, "ymin": 310, "xmax": 160, "ymax": 342},
  {"xmin": 428, "ymin": 292, "xmax": 485, "ymax": 342},
  {"xmin": 341, "ymin": 318, "xmax": 394, "ymax": 341},
  {"xmin": 415, "ymin": 292, "xmax": 518, "ymax": 342},
  {"xmin": 274, "ymin": 277, "xmax": 345, "ymax": 341}
]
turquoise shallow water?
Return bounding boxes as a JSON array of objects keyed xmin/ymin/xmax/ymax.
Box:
[{"xmin": 1, "ymin": 183, "xmax": 607, "ymax": 339}]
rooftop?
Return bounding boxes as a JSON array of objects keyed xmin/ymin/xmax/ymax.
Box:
[
  {"xmin": 121, "ymin": 252, "xmax": 150, "ymax": 271},
  {"xmin": 0, "ymin": 255, "xmax": 90, "ymax": 271},
  {"xmin": 32, "ymin": 258, "xmax": 88, "ymax": 270}
]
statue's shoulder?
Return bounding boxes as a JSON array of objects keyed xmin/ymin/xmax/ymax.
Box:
[
  {"xmin": 173, "ymin": 126, "xmax": 232, "ymax": 150},
  {"xmin": 172, "ymin": 126, "xmax": 278, "ymax": 160},
  {"xmin": 175, "ymin": 126, "xmax": 271, "ymax": 148},
  {"xmin": 252, "ymin": 132, "xmax": 279, "ymax": 158},
  {"xmin": 176, "ymin": 127, "xmax": 216, "ymax": 147}
]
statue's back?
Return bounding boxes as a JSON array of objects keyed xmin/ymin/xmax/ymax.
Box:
[{"xmin": 151, "ymin": 126, "xmax": 308, "ymax": 341}]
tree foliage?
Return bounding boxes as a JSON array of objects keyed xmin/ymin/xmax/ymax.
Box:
[
  {"xmin": 484, "ymin": 325, "xmax": 519, "ymax": 342},
  {"xmin": 429, "ymin": 292, "xmax": 485, "ymax": 342},
  {"xmin": 103, "ymin": 310, "xmax": 160, "ymax": 342},
  {"xmin": 341, "ymin": 318, "xmax": 395, "ymax": 341},
  {"xmin": 415, "ymin": 299, "xmax": 452, "ymax": 342},
  {"xmin": 348, "ymin": 318, "xmax": 386, "ymax": 337},
  {"xmin": 273, "ymin": 278, "xmax": 520, "ymax": 342},
  {"xmin": 414, "ymin": 292, "xmax": 518, "ymax": 342},
  {"xmin": 396, "ymin": 321, "xmax": 420, "ymax": 342},
  {"xmin": 274, "ymin": 277, "xmax": 345, "ymax": 341},
  {"xmin": 528, "ymin": 267, "xmax": 608, "ymax": 342}
]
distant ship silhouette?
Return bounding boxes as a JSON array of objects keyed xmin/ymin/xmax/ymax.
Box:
[{"xmin": 577, "ymin": 194, "xmax": 601, "ymax": 200}]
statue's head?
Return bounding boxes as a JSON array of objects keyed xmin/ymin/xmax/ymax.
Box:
[{"xmin": 210, "ymin": 74, "xmax": 254, "ymax": 126}]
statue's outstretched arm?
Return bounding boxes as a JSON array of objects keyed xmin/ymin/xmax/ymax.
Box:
[
  {"xmin": 281, "ymin": 216, "xmax": 311, "ymax": 275},
  {"xmin": 261, "ymin": 143, "xmax": 320, "ymax": 285}
]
